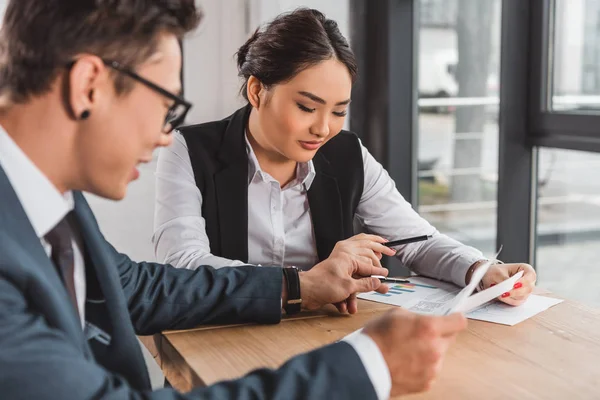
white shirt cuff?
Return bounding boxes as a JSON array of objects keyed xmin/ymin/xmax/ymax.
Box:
[{"xmin": 342, "ymin": 329, "xmax": 391, "ymax": 400}]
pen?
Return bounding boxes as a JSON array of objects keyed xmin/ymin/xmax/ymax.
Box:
[
  {"xmin": 377, "ymin": 277, "xmax": 410, "ymax": 284},
  {"xmin": 384, "ymin": 234, "xmax": 433, "ymax": 248}
]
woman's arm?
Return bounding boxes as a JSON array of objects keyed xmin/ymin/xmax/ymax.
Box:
[
  {"xmin": 153, "ymin": 131, "xmax": 246, "ymax": 269},
  {"xmin": 354, "ymin": 141, "xmax": 484, "ymax": 287}
]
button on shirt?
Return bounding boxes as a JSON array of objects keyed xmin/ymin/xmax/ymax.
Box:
[{"xmin": 246, "ymin": 136, "xmax": 319, "ymax": 268}]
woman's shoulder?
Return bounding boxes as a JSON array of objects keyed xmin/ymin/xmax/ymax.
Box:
[
  {"xmin": 178, "ymin": 107, "xmax": 248, "ymax": 153},
  {"xmin": 320, "ymin": 129, "xmax": 361, "ymax": 153},
  {"xmin": 317, "ymin": 130, "xmax": 363, "ymax": 169},
  {"xmin": 178, "ymin": 117, "xmax": 231, "ymax": 137}
]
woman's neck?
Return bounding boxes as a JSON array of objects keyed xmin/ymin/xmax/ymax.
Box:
[{"xmin": 247, "ymin": 110, "xmax": 297, "ymax": 188}]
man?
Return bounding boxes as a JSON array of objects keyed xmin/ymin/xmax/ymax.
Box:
[{"xmin": 0, "ymin": 1, "xmax": 467, "ymax": 399}]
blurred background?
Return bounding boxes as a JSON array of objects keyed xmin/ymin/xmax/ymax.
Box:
[{"xmin": 1, "ymin": 0, "xmax": 598, "ymax": 308}]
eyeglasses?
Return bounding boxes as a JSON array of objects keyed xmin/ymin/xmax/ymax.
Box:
[
  {"xmin": 65, "ymin": 59, "xmax": 191, "ymax": 133},
  {"xmin": 102, "ymin": 60, "xmax": 192, "ymax": 133}
]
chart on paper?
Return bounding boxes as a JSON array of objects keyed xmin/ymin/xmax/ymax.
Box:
[
  {"xmin": 359, "ymin": 277, "xmax": 460, "ymax": 309},
  {"xmin": 359, "ymin": 276, "xmax": 565, "ymax": 324},
  {"xmin": 374, "ymin": 281, "xmax": 438, "ymax": 296}
]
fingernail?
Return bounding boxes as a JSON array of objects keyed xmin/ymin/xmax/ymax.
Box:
[
  {"xmin": 490, "ymin": 283, "xmax": 496, "ymax": 287},
  {"xmin": 513, "ymin": 282, "xmax": 522, "ymax": 289},
  {"xmin": 501, "ymin": 292, "xmax": 510, "ymax": 298}
]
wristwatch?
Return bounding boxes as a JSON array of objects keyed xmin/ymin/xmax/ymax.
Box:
[{"xmin": 282, "ymin": 266, "xmax": 302, "ymax": 315}]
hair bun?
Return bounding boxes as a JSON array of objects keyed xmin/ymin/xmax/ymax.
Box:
[{"xmin": 236, "ymin": 28, "xmax": 261, "ymax": 70}]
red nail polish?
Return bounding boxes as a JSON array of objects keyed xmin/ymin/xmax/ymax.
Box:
[
  {"xmin": 514, "ymin": 282, "xmax": 523, "ymax": 289},
  {"xmin": 502, "ymin": 292, "xmax": 510, "ymax": 298},
  {"xmin": 490, "ymin": 283, "xmax": 497, "ymax": 287}
]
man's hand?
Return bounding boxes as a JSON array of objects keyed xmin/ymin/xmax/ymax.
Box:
[
  {"xmin": 363, "ymin": 309, "xmax": 467, "ymax": 397},
  {"xmin": 298, "ymin": 234, "xmax": 396, "ymax": 313},
  {"xmin": 330, "ymin": 233, "xmax": 397, "ymax": 269},
  {"xmin": 481, "ymin": 263, "xmax": 536, "ymax": 306}
]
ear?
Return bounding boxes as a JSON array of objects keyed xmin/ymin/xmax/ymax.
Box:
[
  {"xmin": 246, "ymin": 75, "xmax": 265, "ymax": 109},
  {"xmin": 67, "ymin": 55, "xmax": 108, "ymax": 120}
]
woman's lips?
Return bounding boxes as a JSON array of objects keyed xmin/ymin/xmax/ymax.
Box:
[{"xmin": 299, "ymin": 140, "xmax": 323, "ymax": 151}]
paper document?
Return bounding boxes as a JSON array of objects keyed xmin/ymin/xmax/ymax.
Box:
[
  {"xmin": 358, "ymin": 276, "xmax": 460, "ymax": 310},
  {"xmin": 358, "ymin": 262, "xmax": 560, "ymax": 324},
  {"xmin": 467, "ymin": 295, "xmax": 563, "ymax": 325},
  {"xmin": 460, "ymin": 271, "xmax": 523, "ymax": 314},
  {"xmin": 438, "ymin": 248, "xmax": 502, "ymax": 315}
]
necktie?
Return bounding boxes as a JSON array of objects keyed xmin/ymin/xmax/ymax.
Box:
[{"xmin": 45, "ymin": 213, "xmax": 79, "ymax": 316}]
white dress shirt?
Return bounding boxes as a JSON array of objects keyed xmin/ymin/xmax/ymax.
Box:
[
  {"xmin": 0, "ymin": 126, "xmax": 86, "ymax": 327},
  {"xmin": 154, "ymin": 131, "xmax": 484, "ymax": 287},
  {"xmin": 153, "ymin": 130, "xmax": 486, "ymax": 400}
]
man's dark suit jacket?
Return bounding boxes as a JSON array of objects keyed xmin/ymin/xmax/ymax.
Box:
[{"xmin": 0, "ymin": 165, "xmax": 377, "ymax": 399}]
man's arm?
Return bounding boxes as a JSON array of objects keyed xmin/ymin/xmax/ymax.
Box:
[
  {"xmin": 0, "ymin": 278, "xmax": 377, "ymax": 400},
  {"xmin": 111, "ymin": 245, "xmax": 284, "ymax": 335}
]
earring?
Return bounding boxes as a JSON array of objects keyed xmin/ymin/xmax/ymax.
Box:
[{"xmin": 80, "ymin": 110, "xmax": 90, "ymax": 120}]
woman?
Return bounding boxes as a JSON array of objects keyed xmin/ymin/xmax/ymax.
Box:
[{"xmin": 153, "ymin": 8, "xmax": 535, "ymax": 305}]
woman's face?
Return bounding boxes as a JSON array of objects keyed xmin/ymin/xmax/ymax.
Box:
[{"xmin": 251, "ymin": 58, "xmax": 353, "ymax": 163}]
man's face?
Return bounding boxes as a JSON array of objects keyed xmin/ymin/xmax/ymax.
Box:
[{"xmin": 73, "ymin": 33, "xmax": 182, "ymax": 200}]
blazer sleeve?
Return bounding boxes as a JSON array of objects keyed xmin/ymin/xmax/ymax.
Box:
[
  {"xmin": 109, "ymin": 242, "xmax": 284, "ymax": 334},
  {"xmin": 0, "ymin": 277, "xmax": 377, "ymax": 400}
]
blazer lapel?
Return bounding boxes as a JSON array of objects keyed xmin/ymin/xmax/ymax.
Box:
[
  {"xmin": 214, "ymin": 105, "xmax": 252, "ymax": 262},
  {"xmin": 308, "ymin": 153, "xmax": 344, "ymax": 261},
  {"xmin": 72, "ymin": 192, "xmax": 150, "ymax": 390},
  {"xmin": 0, "ymin": 166, "xmax": 90, "ymax": 356}
]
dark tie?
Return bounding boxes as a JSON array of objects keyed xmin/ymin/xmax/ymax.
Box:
[{"xmin": 45, "ymin": 213, "xmax": 79, "ymax": 316}]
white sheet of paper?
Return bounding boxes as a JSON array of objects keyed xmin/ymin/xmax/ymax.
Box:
[
  {"xmin": 459, "ymin": 270, "xmax": 523, "ymax": 314},
  {"xmin": 467, "ymin": 295, "xmax": 563, "ymax": 325},
  {"xmin": 357, "ymin": 254, "xmax": 557, "ymax": 324},
  {"xmin": 358, "ymin": 276, "xmax": 460, "ymax": 310},
  {"xmin": 437, "ymin": 248, "xmax": 503, "ymax": 315}
]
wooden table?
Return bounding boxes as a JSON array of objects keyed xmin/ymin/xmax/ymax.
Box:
[{"xmin": 141, "ymin": 294, "xmax": 600, "ymax": 399}]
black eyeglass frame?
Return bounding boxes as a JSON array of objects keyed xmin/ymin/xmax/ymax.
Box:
[
  {"xmin": 103, "ymin": 59, "xmax": 191, "ymax": 133},
  {"xmin": 66, "ymin": 59, "xmax": 192, "ymax": 133}
]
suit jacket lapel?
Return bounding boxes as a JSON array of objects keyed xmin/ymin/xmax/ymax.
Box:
[
  {"xmin": 0, "ymin": 165, "xmax": 90, "ymax": 357},
  {"xmin": 308, "ymin": 152, "xmax": 344, "ymax": 261},
  {"xmin": 72, "ymin": 192, "xmax": 150, "ymax": 390},
  {"xmin": 214, "ymin": 105, "xmax": 252, "ymax": 262}
]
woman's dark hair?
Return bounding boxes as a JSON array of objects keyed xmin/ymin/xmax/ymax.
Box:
[{"xmin": 236, "ymin": 8, "xmax": 357, "ymax": 101}]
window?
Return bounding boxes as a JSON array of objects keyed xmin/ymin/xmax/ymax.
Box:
[
  {"xmin": 420, "ymin": 0, "xmax": 457, "ymax": 28},
  {"xmin": 417, "ymin": 0, "xmax": 502, "ymax": 254},
  {"xmin": 552, "ymin": 0, "xmax": 600, "ymax": 111},
  {"xmin": 536, "ymin": 148, "xmax": 600, "ymax": 306}
]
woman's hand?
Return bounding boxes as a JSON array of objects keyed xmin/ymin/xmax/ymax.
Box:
[{"xmin": 481, "ymin": 263, "xmax": 537, "ymax": 306}]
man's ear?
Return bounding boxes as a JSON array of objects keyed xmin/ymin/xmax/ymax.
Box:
[{"xmin": 66, "ymin": 55, "xmax": 108, "ymax": 120}]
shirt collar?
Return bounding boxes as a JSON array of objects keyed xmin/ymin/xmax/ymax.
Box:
[
  {"xmin": 0, "ymin": 125, "xmax": 74, "ymax": 239},
  {"xmin": 244, "ymin": 131, "xmax": 316, "ymax": 189}
]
